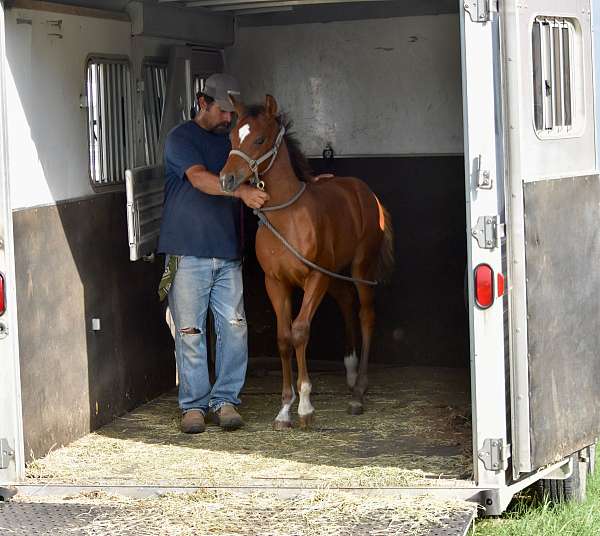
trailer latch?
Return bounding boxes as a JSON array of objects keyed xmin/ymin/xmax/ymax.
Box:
[
  {"xmin": 472, "ymin": 215, "xmax": 499, "ymax": 249},
  {"xmin": 478, "ymin": 438, "xmax": 510, "ymax": 471},
  {"xmin": 475, "ymin": 154, "xmax": 492, "ymax": 189},
  {"xmin": 0, "ymin": 438, "xmax": 15, "ymax": 470}
]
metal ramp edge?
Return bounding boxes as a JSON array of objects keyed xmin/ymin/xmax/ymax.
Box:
[{"xmin": 2, "ymin": 485, "xmax": 477, "ymax": 536}]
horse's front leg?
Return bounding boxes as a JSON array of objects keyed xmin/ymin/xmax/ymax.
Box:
[
  {"xmin": 292, "ymin": 272, "xmax": 330, "ymax": 429},
  {"xmin": 265, "ymin": 276, "xmax": 295, "ymax": 430}
]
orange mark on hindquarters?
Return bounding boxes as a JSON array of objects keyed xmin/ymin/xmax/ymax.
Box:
[{"xmin": 374, "ymin": 195, "xmax": 385, "ymax": 231}]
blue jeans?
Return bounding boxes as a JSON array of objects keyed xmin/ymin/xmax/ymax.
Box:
[{"xmin": 168, "ymin": 256, "xmax": 248, "ymax": 414}]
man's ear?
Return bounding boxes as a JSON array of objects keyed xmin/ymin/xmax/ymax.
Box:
[{"xmin": 198, "ymin": 95, "xmax": 208, "ymax": 112}]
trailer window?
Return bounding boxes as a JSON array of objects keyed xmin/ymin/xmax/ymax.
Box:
[
  {"xmin": 142, "ymin": 61, "xmax": 167, "ymax": 166},
  {"xmin": 192, "ymin": 76, "xmax": 206, "ymax": 118},
  {"xmin": 86, "ymin": 58, "xmax": 133, "ymax": 187},
  {"xmin": 532, "ymin": 17, "xmax": 577, "ymax": 137}
]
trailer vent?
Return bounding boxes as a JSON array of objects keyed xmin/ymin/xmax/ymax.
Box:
[
  {"xmin": 86, "ymin": 57, "xmax": 134, "ymax": 188},
  {"xmin": 143, "ymin": 62, "xmax": 167, "ymax": 166},
  {"xmin": 532, "ymin": 17, "xmax": 578, "ymax": 137}
]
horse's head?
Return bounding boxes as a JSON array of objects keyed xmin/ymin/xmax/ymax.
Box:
[{"xmin": 220, "ymin": 94, "xmax": 282, "ymax": 193}]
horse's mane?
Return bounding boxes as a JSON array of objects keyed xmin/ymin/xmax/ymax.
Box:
[{"xmin": 243, "ymin": 104, "xmax": 312, "ymax": 182}]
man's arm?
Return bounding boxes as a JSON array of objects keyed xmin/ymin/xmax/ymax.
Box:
[{"xmin": 185, "ymin": 164, "xmax": 269, "ymax": 210}]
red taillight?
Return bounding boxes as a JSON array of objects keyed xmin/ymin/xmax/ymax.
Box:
[
  {"xmin": 497, "ymin": 272, "xmax": 505, "ymax": 298},
  {"xmin": 474, "ymin": 264, "xmax": 494, "ymax": 309},
  {"xmin": 0, "ymin": 273, "xmax": 6, "ymax": 316}
]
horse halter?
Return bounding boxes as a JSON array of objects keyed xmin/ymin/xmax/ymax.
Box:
[{"xmin": 228, "ymin": 125, "xmax": 286, "ymax": 191}]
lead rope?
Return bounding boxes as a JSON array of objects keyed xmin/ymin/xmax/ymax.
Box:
[
  {"xmin": 253, "ymin": 183, "xmax": 378, "ymax": 286},
  {"xmin": 260, "ymin": 182, "xmax": 306, "ymax": 212},
  {"xmin": 253, "ymin": 209, "xmax": 378, "ymax": 286}
]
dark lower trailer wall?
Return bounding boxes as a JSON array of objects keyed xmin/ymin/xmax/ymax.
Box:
[
  {"xmin": 244, "ymin": 155, "xmax": 469, "ymax": 368},
  {"xmin": 13, "ymin": 192, "xmax": 175, "ymax": 460},
  {"xmin": 524, "ymin": 175, "xmax": 600, "ymax": 468}
]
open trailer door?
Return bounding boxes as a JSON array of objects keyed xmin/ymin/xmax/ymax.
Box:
[
  {"xmin": 126, "ymin": 46, "xmax": 223, "ymax": 261},
  {"xmin": 460, "ymin": 0, "xmax": 511, "ymax": 492},
  {"xmin": 0, "ymin": 0, "xmax": 25, "ymax": 490},
  {"xmin": 501, "ymin": 0, "xmax": 600, "ymax": 476}
]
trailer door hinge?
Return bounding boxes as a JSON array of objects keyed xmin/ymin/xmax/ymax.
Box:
[
  {"xmin": 0, "ymin": 438, "xmax": 15, "ymax": 470},
  {"xmin": 478, "ymin": 438, "xmax": 510, "ymax": 471},
  {"xmin": 472, "ymin": 215, "xmax": 499, "ymax": 249},
  {"xmin": 464, "ymin": 0, "xmax": 496, "ymax": 22}
]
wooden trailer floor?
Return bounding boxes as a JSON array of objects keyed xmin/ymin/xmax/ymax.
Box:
[{"xmin": 26, "ymin": 366, "xmax": 473, "ymax": 489}]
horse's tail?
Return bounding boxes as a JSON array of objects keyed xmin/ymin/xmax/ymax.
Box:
[{"xmin": 375, "ymin": 202, "xmax": 395, "ymax": 284}]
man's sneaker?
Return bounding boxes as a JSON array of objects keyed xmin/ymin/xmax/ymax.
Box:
[
  {"xmin": 215, "ymin": 404, "xmax": 244, "ymax": 430},
  {"xmin": 181, "ymin": 409, "xmax": 205, "ymax": 434}
]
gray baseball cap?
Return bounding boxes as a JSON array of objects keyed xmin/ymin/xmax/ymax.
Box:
[{"xmin": 203, "ymin": 73, "xmax": 241, "ymax": 112}]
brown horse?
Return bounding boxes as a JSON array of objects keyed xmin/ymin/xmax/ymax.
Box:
[{"xmin": 220, "ymin": 95, "xmax": 394, "ymax": 429}]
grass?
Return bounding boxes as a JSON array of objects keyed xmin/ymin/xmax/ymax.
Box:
[{"xmin": 475, "ymin": 450, "xmax": 600, "ymax": 535}]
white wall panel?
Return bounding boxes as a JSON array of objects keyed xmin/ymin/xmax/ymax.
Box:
[
  {"xmin": 226, "ymin": 15, "xmax": 463, "ymax": 157},
  {"xmin": 5, "ymin": 8, "xmax": 130, "ymax": 210}
]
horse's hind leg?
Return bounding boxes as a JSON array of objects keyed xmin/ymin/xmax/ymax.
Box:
[
  {"xmin": 265, "ymin": 276, "xmax": 295, "ymax": 430},
  {"xmin": 292, "ymin": 272, "xmax": 330, "ymax": 429},
  {"xmin": 348, "ymin": 280, "xmax": 375, "ymax": 416},
  {"xmin": 328, "ymin": 279, "xmax": 359, "ymax": 390}
]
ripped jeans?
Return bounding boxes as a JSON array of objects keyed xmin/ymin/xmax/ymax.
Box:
[{"xmin": 168, "ymin": 256, "xmax": 248, "ymax": 414}]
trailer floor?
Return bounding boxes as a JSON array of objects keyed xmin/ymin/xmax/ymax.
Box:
[
  {"xmin": 26, "ymin": 366, "xmax": 472, "ymax": 489},
  {"xmin": 2, "ymin": 490, "xmax": 476, "ymax": 536}
]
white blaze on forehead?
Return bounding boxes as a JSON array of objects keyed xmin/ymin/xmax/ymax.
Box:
[{"xmin": 239, "ymin": 123, "xmax": 251, "ymax": 144}]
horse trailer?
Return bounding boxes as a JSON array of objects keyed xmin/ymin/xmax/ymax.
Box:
[{"xmin": 1, "ymin": 0, "xmax": 600, "ymax": 531}]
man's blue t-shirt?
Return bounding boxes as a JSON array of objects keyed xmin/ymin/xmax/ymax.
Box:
[{"xmin": 158, "ymin": 121, "xmax": 241, "ymax": 259}]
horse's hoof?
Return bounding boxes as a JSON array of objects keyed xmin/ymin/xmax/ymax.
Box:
[
  {"xmin": 299, "ymin": 413, "xmax": 314, "ymax": 430},
  {"xmin": 347, "ymin": 401, "xmax": 364, "ymax": 415},
  {"xmin": 273, "ymin": 420, "xmax": 293, "ymax": 431}
]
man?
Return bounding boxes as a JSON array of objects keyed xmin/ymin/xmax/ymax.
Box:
[{"xmin": 158, "ymin": 73, "xmax": 269, "ymax": 434}]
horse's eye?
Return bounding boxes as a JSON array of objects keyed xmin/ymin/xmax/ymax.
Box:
[{"xmin": 254, "ymin": 136, "xmax": 266, "ymax": 145}]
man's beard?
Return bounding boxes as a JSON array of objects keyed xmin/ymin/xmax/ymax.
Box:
[{"xmin": 212, "ymin": 123, "xmax": 231, "ymax": 134}]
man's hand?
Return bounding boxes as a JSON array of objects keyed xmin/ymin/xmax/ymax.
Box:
[{"xmin": 235, "ymin": 184, "xmax": 270, "ymax": 210}]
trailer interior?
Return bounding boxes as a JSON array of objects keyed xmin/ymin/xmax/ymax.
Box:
[{"xmin": 5, "ymin": 0, "xmax": 475, "ymax": 494}]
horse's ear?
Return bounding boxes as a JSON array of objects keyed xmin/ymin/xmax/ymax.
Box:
[
  {"xmin": 229, "ymin": 93, "xmax": 245, "ymax": 118},
  {"xmin": 265, "ymin": 94, "xmax": 278, "ymax": 118}
]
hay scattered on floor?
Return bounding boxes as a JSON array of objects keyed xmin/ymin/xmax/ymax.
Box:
[
  {"xmin": 26, "ymin": 367, "xmax": 472, "ymax": 489},
  {"xmin": 13, "ymin": 489, "xmax": 477, "ymax": 536}
]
